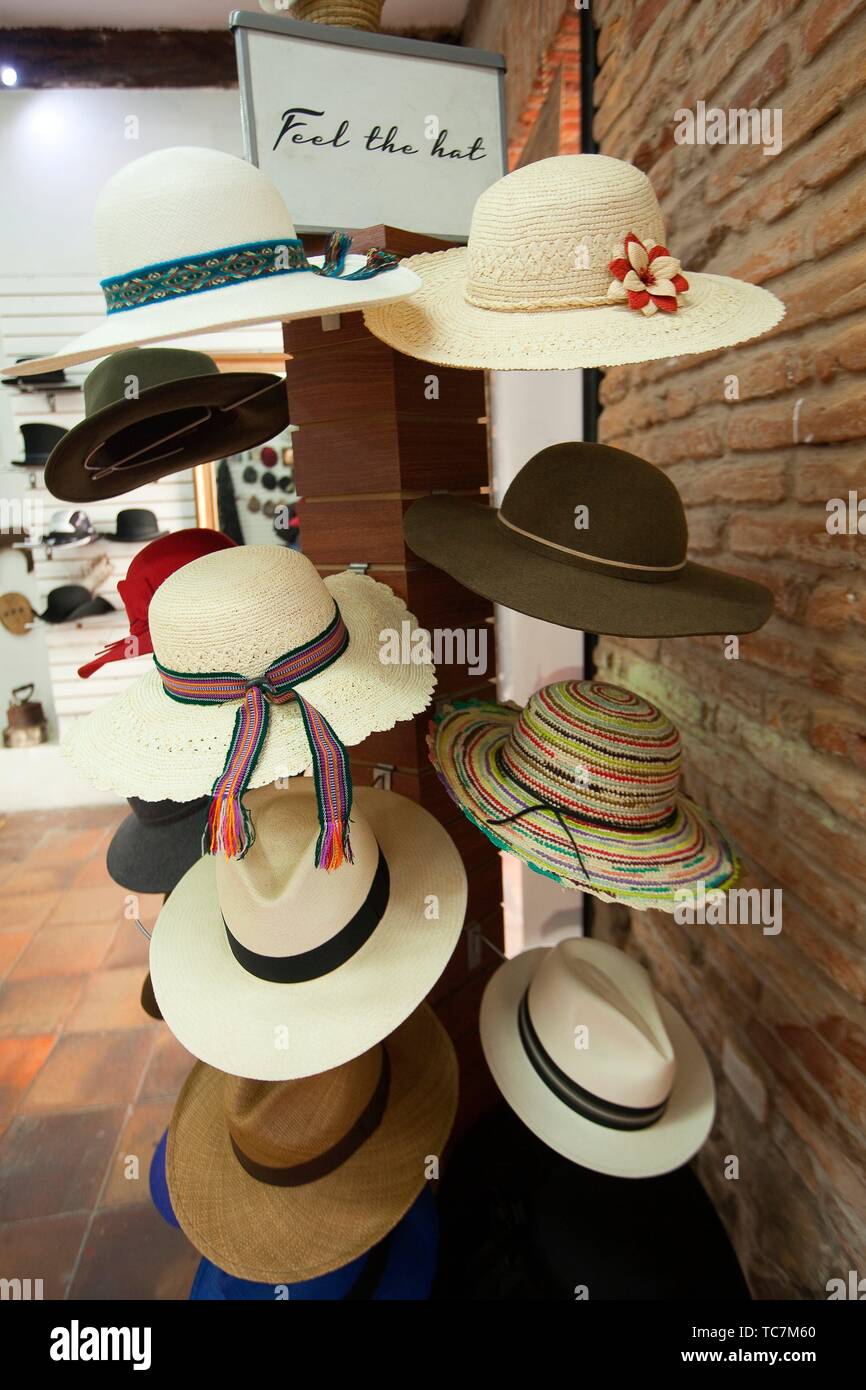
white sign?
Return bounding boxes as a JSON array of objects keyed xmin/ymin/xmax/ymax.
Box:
[{"xmin": 232, "ymin": 11, "xmax": 507, "ymax": 242}]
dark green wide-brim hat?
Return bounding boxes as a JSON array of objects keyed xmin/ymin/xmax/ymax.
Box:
[
  {"xmin": 403, "ymin": 441, "xmax": 774, "ymax": 638},
  {"xmin": 45, "ymin": 348, "xmax": 289, "ymax": 503}
]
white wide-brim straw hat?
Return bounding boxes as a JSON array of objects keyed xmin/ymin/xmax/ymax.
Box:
[
  {"xmin": 4, "ymin": 147, "xmax": 420, "ymax": 379},
  {"xmin": 480, "ymin": 945, "xmax": 715, "ymax": 1179},
  {"xmin": 62, "ymin": 545, "xmax": 435, "ymax": 801},
  {"xmin": 150, "ymin": 784, "xmax": 467, "ymax": 1080},
  {"xmin": 364, "ymin": 154, "xmax": 785, "ymax": 370}
]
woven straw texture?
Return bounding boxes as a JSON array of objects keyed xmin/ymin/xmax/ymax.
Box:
[
  {"xmin": 480, "ymin": 946, "xmax": 715, "ymax": 1178},
  {"xmin": 63, "ymin": 546, "xmax": 435, "ymax": 800},
  {"xmin": 290, "ymin": 0, "xmax": 383, "ymax": 29},
  {"xmin": 167, "ymin": 1003, "xmax": 457, "ymax": 1282},
  {"xmin": 364, "ymin": 154, "xmax": 785, "ymax": 369},
  {"xmin": 5, "ymin": 147, "xmax": 420, "ymax": 378},
  {"xmin": 430, "ymin": 680, "xmax": 738, "ymax": 912},
  {"xmin": 149, "ymin": 784, "xmax": 467, "ymax": 1079}
]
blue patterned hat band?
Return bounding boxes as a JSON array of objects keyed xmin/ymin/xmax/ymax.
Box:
[{"xmin": 101, "ymin": 233, "xmax": 399, "ymax": 315}]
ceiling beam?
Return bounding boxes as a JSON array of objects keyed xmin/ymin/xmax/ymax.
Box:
[{"xmin": 0, "ymin": 25, "xmax": 462, "ymax": 88}]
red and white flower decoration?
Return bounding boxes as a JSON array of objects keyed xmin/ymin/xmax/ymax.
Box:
[{"xmin": 607, "ymin": 232, "xmax": 689, "ymax": 316}]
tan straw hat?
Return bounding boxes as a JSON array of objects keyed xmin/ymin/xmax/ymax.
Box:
[
  {"xmin": 63, "ymin": 546, "xmax": 435, "ymax": 866},
  {"xmin": 364, "ymin": 153, "xmax": 785, "ymax": 370},
  {"xmin": 480, "ymin": 938, "xmax": 715, "ymax": 1179},
  {"xmin": 167, "ymin": 1002, "xmax": 457, "ymax": 1282},
  {"xmin": 150, "ymin": 780, "xmax": 467, "ymax": 1079},
  {"xmin": 259, "ymin": 0, "xmax": 384, "ymax": 29}
]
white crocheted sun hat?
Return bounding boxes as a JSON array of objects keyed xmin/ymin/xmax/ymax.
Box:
[
  {"xmin": 363, "ymin": 154, "xmax": 785, "ymax": 370},
  {"xmin": 62, "ymin": 545, "xmax": 435, "ymax": 805},
  {"xmin": 4, "ymin": 147, "xmax": 420, "ymax": 379}
]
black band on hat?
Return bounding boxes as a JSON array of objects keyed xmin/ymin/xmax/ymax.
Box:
[
  {"xmin": 223, "ymin": 846, "xmax": 390, "ymax": 984},
  {"xmin": 229, "ymin": 1046, "xmax": 391, "ymax": 1188},
  {"xmin": 517, "ymin": 988, "xmax": 669, "ymax": 1132}
]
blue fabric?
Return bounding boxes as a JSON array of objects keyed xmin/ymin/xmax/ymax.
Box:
[
  {"xmin": 149, "ymin": 1129, "xmax": 179, "ymax": 1229},
  {"xmin": 149, "ymin": 1127, "xmax": 438, "ymax": 1300}
]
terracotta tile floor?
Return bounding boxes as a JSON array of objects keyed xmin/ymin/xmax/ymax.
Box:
[{"xmin": 0, "ymin": 806, "xmax": 200, "ymax": 1300}]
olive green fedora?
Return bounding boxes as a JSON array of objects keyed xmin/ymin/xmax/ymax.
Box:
[
  {"xmin": 403, "ymin": 442, "xmax": 774, "ymax": 637},
  {"xmin": 45, "ymin": 348, "xmax": 289, "ymax": 503}
]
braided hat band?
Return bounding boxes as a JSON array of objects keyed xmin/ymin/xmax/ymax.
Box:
[
  {"xmin": 102, "ymin": 234, "xmax": 399, "ymax": 315},
  {"xmin": 157, "ymin": 605, "xmax": 352, "ymax": 868}
]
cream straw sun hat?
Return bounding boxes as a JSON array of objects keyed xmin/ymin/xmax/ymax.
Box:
[
  {"xmin": 2, "ymin": 147, "xmax": 420, "ymax": 379},
  {"xmin": 480, "ymin": 938, "xmax": 715, "ymax": 1179},
  {"xmin": 63, "ymin": 545, "xmax": 435, "ymax": 866},
  {"xmin": 363, "ymin": 154, "xmax": 785, "ymax": 370},
  {"xmin": 151, "ymin": 781, "xmax": 466, "ymax": 1080}
]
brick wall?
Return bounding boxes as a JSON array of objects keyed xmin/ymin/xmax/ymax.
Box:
[
  {"xmin": 590, "ymin": 0, "xmax": 866, "ymax": 1298},
  {"xmin": 464, "ymin": 0, "xmax": 578, "ymax": 163}
]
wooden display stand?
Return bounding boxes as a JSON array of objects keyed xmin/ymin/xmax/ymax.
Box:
[{"xmin": 283, "ymin": 226, "xmax": 504, "ymax": 1138}]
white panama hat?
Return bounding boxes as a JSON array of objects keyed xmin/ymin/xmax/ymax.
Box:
[
  {"xmin": 4, "ymin": 146, "xmax": 421, "ymax": 379},
  {"xmin": 150, "ymin": 780, "xmax": 467, "ymax": 1079},
  {"xmin": 364, "ymin": 154, "xmax": 785, "ymax": 370},
  {"xmin": 480, "ymin": 938, "xmax": 715, "ymax": 1178}
]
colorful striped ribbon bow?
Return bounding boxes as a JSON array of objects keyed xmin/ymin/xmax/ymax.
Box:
[{"xmin": 156, "ymin": 607, "xmax": 352, "ymax": 868}]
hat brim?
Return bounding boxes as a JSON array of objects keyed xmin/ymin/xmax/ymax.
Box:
[
  {"xmin": 152, "ymin": 1121, "xmax": 439, "ymax": 1300},
  {"xmin": 405, "ymin": 497, "xmax": 773, "ymax": 637},
  {"xmin": 61, "ymin": 570, "xmax": 435, "ymax": 800},
  {"xmin": 42, "ymin": 597, "xmax": 115, "ymax": 623},
  {"xmin": 4, "ymin": 256, "xmax": 422, "ymax": 378},
  {"xmin": 100, "ymin": 530, "xmax": 169, "ymax": 543},
  {"xmin": 166, "ymin": 1003, "xmax": 458, "ymax": 1282},
  {"xmin": 149, "ymin": 787, "xmax": 466, "ymax": 1079},
  {"xmin": 45, "ymin": 374, "xmax": 289, "ymax": 504},
  {"xmin": 429, "ymin": 702, "xmax": 738, "ymax": 913},
  {"xmin": 480, "ymin": 948, "xmax": 715, "ymax": 1178},
  {"xmin": 107, "ymin": 804, "xmax": 209, "ymax": 894},
  {"xmin": 364, "ymin": 248, "xmax": 785, "ymax": 370}
]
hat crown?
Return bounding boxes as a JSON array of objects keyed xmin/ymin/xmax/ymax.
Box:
[
  {"xmin": 93, "ymin": 147, "xmax": 298, "ymax": 278},
  {"xmin": 502, "ymin": 680, "xmax": 681, "ymax": 826},
  {"xmin": 149, "ymin": 545, "xmax": 337, "ymax": 675},
  {"xmin": 466, "ymin": 154, "xmax": 666, "ymax": 311},
  {"xmin": 83, "ymin": 348, "xmax": 219, "ymax": 416},
  {"xmin": 499, "ymin": 442, "xmax": 688, "ymax": 573},
  {"xmin": 216, "ymin": 781, "xmax": 381, "ymax": 958},
  {"xmin": 528, "ymin": 938, "xmax": 676, "ymax": 1109},
  {"xmin": 118, "ymin": 528, "xmax": 235, "ymax": 625},
  {"xmin": 224, "ymin": 1042, "xmax": 383, "ymax": 1169}
]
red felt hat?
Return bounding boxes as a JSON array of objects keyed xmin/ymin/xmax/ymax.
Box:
[{"xmin": 78, "ymin": 528, "xmax": 236, "ymax": 679}]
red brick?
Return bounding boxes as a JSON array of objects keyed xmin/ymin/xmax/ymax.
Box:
[
  {"xmin": 793, "ymin": 448, "xmax": 866, "ymax": 499},
  {"xmin": 814, "ymin": 321, "xmax": 866, "ymax": 379},
  {"xmin": 799, "ymin": 382, "xmax": 866, "ymax": 443},
  {"xmin": 801, "ymin": 0, "xmax": 866, "ymax": 59},
  {"xmin": 671, "ymin": 457, "xmax": 787, "ymax": 505},
  {"xmin": 729, "ymin": 510, "xmax": 861, "ymax": 567}
]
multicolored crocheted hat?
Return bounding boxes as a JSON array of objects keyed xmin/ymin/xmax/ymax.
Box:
[{"xmin": 429, "ymin": 680, "xmax": 738, "ymax": 913}]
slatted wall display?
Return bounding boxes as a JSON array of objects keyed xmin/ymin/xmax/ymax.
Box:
[
  {"xmin": 283, "ymin": 225, "xmax": 506, "ymax": 1143},
  {"xmin": 0, "ymin": 272, "xmax": 284, "ymax": 740}
]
